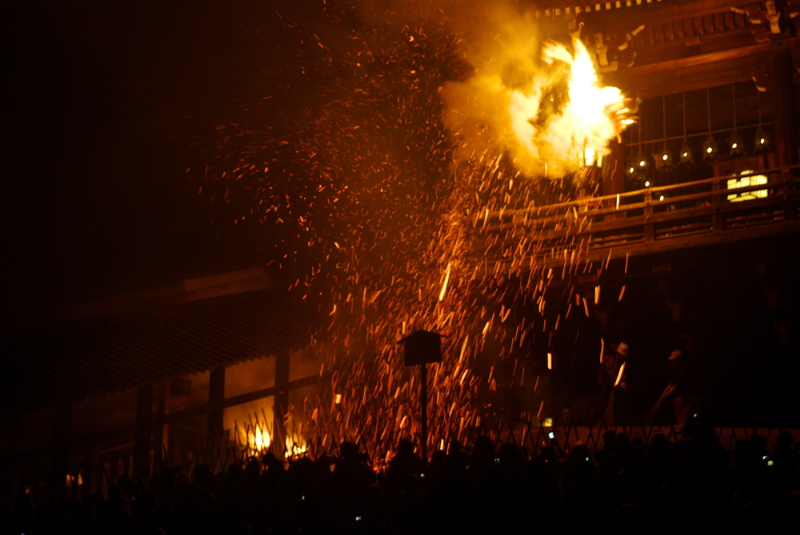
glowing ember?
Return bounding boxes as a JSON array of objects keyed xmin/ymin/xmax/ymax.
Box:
[
  {"xmin": 199, "ymin": 2, "xmax": 633, "ymax": 465},
  {"xmin": 443, "ymin": 14, "xmax": 632, "ymax": 178}
]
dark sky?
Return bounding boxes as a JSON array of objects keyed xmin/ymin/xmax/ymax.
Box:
[{"xmin": 4, "ymin": 1, "xmax": 309, "ymax": 330}]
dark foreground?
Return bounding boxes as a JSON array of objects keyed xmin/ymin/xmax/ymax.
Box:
[{"xmin": 4, "ymin": 426, "xmax": 799, "ymax": 535}]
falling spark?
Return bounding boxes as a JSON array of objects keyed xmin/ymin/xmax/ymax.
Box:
[
  {"xmin": 439, "ymin": 262, "xmax": 452, "ymax": 302},
  {"xmin": 199, "ymin": 2, "xmax": 633, "ymax": 465},
  {"xmin": 614, "ymin": 362, "xmax": 626, "ymax": 387}
]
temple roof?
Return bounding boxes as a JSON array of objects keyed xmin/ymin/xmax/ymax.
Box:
[{"xmin": 1, "ymin": 268, "xmax": 312, "ymax": 411}]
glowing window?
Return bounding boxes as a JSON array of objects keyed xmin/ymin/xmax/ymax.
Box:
[{"xmin": 727, "ymin": 170, "xmax": 768, "ymax": 202}]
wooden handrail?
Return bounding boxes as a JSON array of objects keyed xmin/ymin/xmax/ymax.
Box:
[
  {"xmin": 475, "ymin": 168, "xmax": 800, "ymax": 265},
  {"xmin": 484, "ymin": 165, "xmax": 800, "ymax": 223}
]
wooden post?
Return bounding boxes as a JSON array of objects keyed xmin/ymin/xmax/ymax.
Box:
[
  {"xmin": 81, "ymin": 398, "xmax": 97, "ymax": 500},
  {"xmin": 644, "ymin": 190, "xmax": 655, "ymax": 242},
  {"xmin": 711, "ymin": 179, "xmax": 723, "ymax": 232},
  {"xmin": 605, "ymin": 139, "xmax": 626, "ymax": 196},
  {"xmin": 274, "ymin": 352, "xmax": 290, "ymax": 459},
  {"xmin": 151, "ymin": 383, "xmax": 166, "ymax": 476},
  {"xmin": 50, "ymin": 401, "xmax": 72, "ymax": 500},
  {"xmin": 133, "ymin": 385, "xmax": 153, "ymax": 477},
  {"xmin": 5, "ymin": 412, "xmax": 22, "ymax": 501},
  {"xmin": 772, "ymin": 48, "xmax": 797, "ymax": 168},
  {"xmin": 772, "ymin": 48, "xmax": 797, "ymax": 221},
  {"xmin": 420, "ymin": 364, "xmax": 428, "ymax": 462},
  {"xmin": 604, "ymin": 139, "xmax": 627, "ymax": 222},
  {"xmin": 208, "ymin": 367, "xmax": 226, "ymax": 443}
]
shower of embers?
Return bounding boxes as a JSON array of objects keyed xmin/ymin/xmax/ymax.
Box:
[{"xmin": 191, "ymin": 1, "xmax": 633, "ymax": 464}]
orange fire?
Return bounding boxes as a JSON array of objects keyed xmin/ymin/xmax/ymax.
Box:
[
  {"xmin": 443, "ymin": 19, "xmax": 633, "ymax": 178},
  {"xmin": 539, "ymin": 38, "xmax": 632, "ymax": 164}
]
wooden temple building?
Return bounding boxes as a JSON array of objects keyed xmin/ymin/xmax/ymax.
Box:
[
  {"xmin": 1, "ymin": 268, "xmax": 320, "ymax": 500},
  {"xmin": 3, "ymin": 0, "xmax": 800, "ymax": 502},
  {"xmin": 475, "ymin": 0, "xmax": 800, "ymax": 430},
  {"xmin": 481, "ymin": 0, "xmax": 800, "ymax": 264}
]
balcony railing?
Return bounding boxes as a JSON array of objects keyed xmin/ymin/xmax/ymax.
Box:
[{"xmin": 476, "ymin": 165, "xmax": 800, "ymax": 267}]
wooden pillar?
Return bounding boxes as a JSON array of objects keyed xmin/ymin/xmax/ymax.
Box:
[
  {"xmin": 133, "ymin": 385, "xmax": 153, "ymax": 477},
  {"xmin": 771, "ymin": 48, "xmax": 797, "ymax": 221},
  {"xmin": 274, "ymin": 352, "xmax": 290, "ymax": 459},
  {"xmin": 772, "ymin": 48, "xmax": 797, "ymax": 168},
  {"xmin": 50, "ymin": 401, "xmax": 72, "ymax": 500},
  {"xmin": 644, "ymin": 190, "xmax": 655, "ymax": 242},
  {"xmin": 420, "ymin": 364, "xmax": 428, "ymax": 462},
  {"xmin": 711, "ymin": 179, "xmax": 723, "ymax": 232},
  {"xmin": 151, "ymin": 383, "xmax": 167, "ymax": 476},
  {"xmin": 207, "ymin": 367, "xmax": 226, "ymax": 443},
  {"xmin": 604, "ymin": 138, "xmax": 626, "ymax": 196},
  {"xmin": 6, "ymin": 412, "xmax": 22, "ymax": 500},
  {"xmin": 81, "ymin": 398, "xmax": 98, "ymax": 500}
]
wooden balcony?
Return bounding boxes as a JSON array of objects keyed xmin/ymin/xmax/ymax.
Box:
[{"xmin": 475, "ymin": 166, "xmax": 800, "ymax": 270}]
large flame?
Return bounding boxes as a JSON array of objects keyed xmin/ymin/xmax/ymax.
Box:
[
  {"xmin": 536, "ymin": 38, "xmax": 632, "ymax": 166},
  {"xmin": 443, "ymin": 17, "xmax": 633, "ymax": 178}
]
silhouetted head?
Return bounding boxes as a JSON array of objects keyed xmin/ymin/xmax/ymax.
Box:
[
  {"xmin": 567, "ymin": 443, "xmax": 592, "ymax": 468},
  {"xmin": 245, "ymin": 457, "xmax": 262, "ymax": 481},
  {"xmin": 498, "ymin": 442, "xmax": 526, "ymax": 470},
  {"xmin": 649, "ymin": 432, "xmax": 667, "ymax": 451},
  {"xmin": 602, "ymin": 430, "xmax": 617, "ymax": 449},
  {"xmin": 340, "ymin": 441, "xmax": 359, "ymax": 460},
  {"xmin": 776, "ymin": 431, "xmax": 794, "ymax": 450},
  {"xmin": 193, "ymin": 463, "xmax": 213, "ymax": 488},
  {"xmin": 614, "ymin": 432, "xmax": 629, "ymax": 452},
  {"xmin": 396, "ymin": 438, "xmax": 415, "ymax": 456},
  {"xmin": 473, "ymin": 435, "xmax": 495, "ymax": 460},
  {"xmin": 734, "ymin": 439, "xmax": 757, "ymax": 467}
]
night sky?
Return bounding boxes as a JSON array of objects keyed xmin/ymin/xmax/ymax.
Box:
[{"xmin": 4, "ymin": 1, "xmax": 319, "ymax": 331}]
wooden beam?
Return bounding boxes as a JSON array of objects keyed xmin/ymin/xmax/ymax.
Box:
[
  {"xmin": 582, "ymin": 0, "xmax": 743, "ymax": 31},
  {"xmin": 49, "ymin": 401, "xmax": 72, "ymax": 499},
  {"xmin": 614, "ymin": 39, "xmax": 778, "ymax": 78},
  {"xmin": 207, "ymin": 366, "xmax": 225, "ymax": 441},
  {"xmin": 133, "ymin": 385, "xmax": 153, "ymax": 477},
  {"xmin": 274, "ymin": 352, "xmax": 291, "ymax": 460},
  {"xmin": 219, "ymin": 374, "xmax": 320, "ymax": 411},
  {"xmin": 632, "ymin": 26, "xmax": 759, "ymax": 68},
  {"xmin": 772, "ymin": 48, "xmax": 798, "ymax": 168},
  {"xmin": 605, "ymin": 42, "xmax": 795, "ymax": 98},
  {"xmin": 0, "ymin": 374, "xmax": 322, "ymax": 468}
]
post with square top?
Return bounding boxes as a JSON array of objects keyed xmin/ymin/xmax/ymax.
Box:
[{"xmin": 398, "ymin": 330, "xmax": 443, "ymax": 462}]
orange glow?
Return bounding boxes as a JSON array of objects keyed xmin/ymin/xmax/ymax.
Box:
[
  {"xmin": 286, "ymin": 437, "xmax": 308, "ymax": 458},
  {"xmin": 442, "ymin": 15, "xmax": 632, "ymax": 179},
  {"xmin": 614, "ymin": 362, "xmax": 626, "ymax": 387},
  {"xmin": 244, "ymin": 425, "xmax": 271, "ymax": 453},
  {"xmin": 438, "ymin": 262, "xmax": 452, "ymax": 302},
  {"xmin": 508, "ymin": 38, "xmax": 630, "ymax": 176}
]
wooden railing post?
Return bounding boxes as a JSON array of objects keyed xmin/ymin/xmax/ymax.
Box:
[
  {"xmin": 50, "ymin": 401, "xmax": 72, "ymax": 500},
  {"xmin": 134, "ymin": 385, "xmax": 154, "ymax": 478},
  {"xmin": 644, "ymin": 190, "xmax": 655, "ymax": 242},
  {"xmin": 274, "ymin": 352, "xmax": 291, "ymax": 460},
  {"xmin": 782, "ymin": 172, "xmax": 796, "ymax": 222},
  {"xmin": 712, "ymin": 179, "xmax": 723, "ymax": 232},
  {"xmin": 208, "ymin": 366, "xmax": 226, "ymax": 442}
]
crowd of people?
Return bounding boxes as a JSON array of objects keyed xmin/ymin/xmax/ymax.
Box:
[{"xmin": 4, "ymin": 425, "xmax": 799, "ymax": 535}]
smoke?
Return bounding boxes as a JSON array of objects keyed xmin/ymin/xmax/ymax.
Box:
[{"xmin": 357, "ymin": 0, "xmax": 629, "ymax": 179}]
